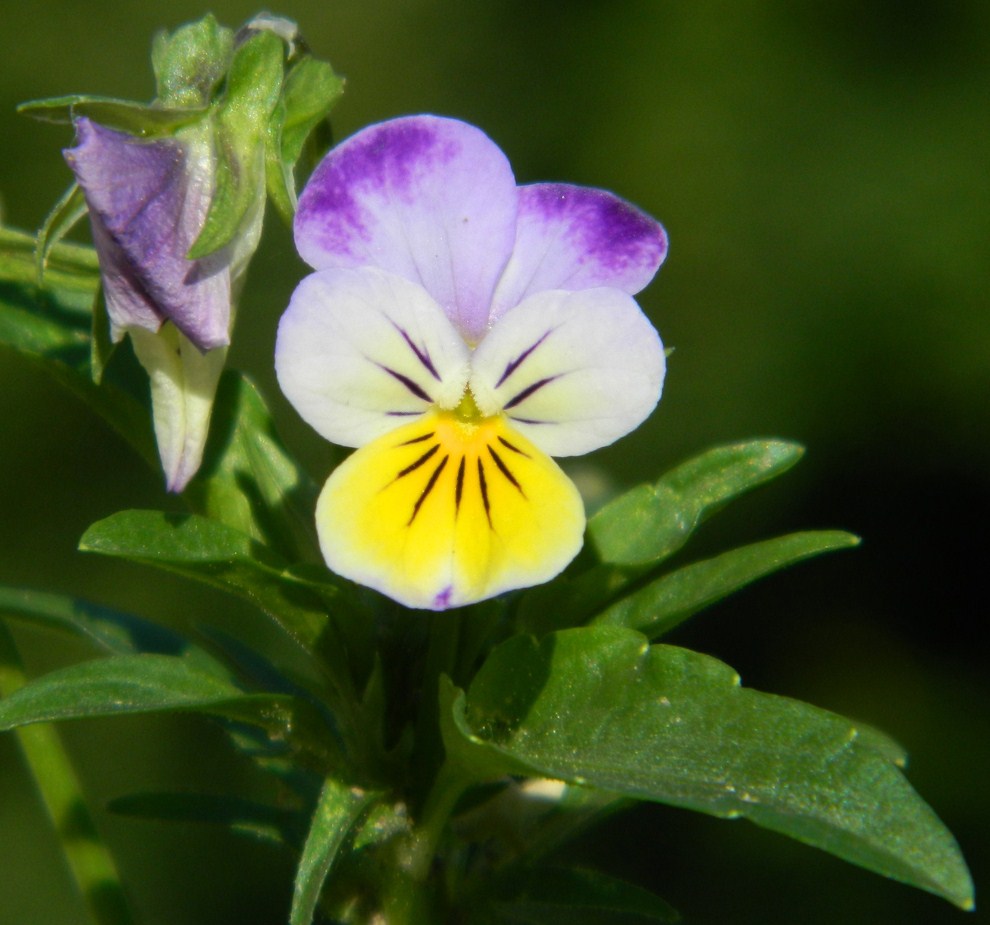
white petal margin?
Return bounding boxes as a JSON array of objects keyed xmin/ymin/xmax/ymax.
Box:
[
  {"xmin": 275, "ymin": 267, "xmax": 471, "ymax": 448},
  {"xmin": 294, "ymin": 115, "xmax": 519, "ymax": 344},
  {"xmin": 489, "ymin": 183, "xmax": 668, "ymax": 322},
  {"xmin": 470, "ymin": 288, "xmax": 665, "ymax": 457}
]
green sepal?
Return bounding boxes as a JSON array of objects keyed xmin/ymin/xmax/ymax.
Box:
[
  {"xmin": 18, "ymin": 96, "xmax": 206, "ymax": 137},
  {"xmin": 34, "ymin": 183, "xmax": 88, "ymax": 286},
  {"xmin": 446, "ymin": 627, "xmax": 973, "ymax": 909},
  {"xmin": 188, "ymin": 30, "xmax": 284, "ymax": 259},
  {"xmin": 594, "ymin": 530, "xmax": 861, "ymax": 639},
  {"xmin": 151, "ymin": 13, "xmax": 234, "ymax": 108},
  {"xmin": 90, "ymin": 281, "xmax": 115, "ymax": 383},
  {"xmin": 266, "ymin": 56, "xmax": 345, "ymax": 224},
  {"xmin": 590, "ymin": 440, "xmax": 804, "ymax": 566}
]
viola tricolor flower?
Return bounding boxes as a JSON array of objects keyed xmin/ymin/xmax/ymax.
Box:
[{"xmin": 276, "ymin": 115, "xmax": 667, "ymax": 610}]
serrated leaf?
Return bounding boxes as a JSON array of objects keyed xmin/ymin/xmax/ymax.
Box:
[
  {"xmin": 449, "ymin": 627, "xmax": 973, "ymax": 909},
  {"xmin": 79, "ymin": 510, "xmax": 329, "ymax": 650},
  {"xmin": 107, "ymin": 791, "xmax": 299, "ymax": 846},
  {"xmin": 187, "ymin": 371, "xmax": 320, "ymax": 560},
  {"xmin": 290, "ymin": 776, "xmax": 378, "ymax": 925},
  {"xmin": 487, "ymin": 867, "xmax": 679, "ymax": 925},
  {"xmin": 18, "ymin": 96, "xmax": 206, "ymax": 136},
  {"xmin": 590, "ymin": 440, "xmax": 804, "ymax": 566},
  {"xmin": 594, "ymin": 531, "xmax": 861, "ymax": 639}
]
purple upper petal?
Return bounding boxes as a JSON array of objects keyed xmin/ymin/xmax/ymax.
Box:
[
  {"xmin": 294, "ymin": 115, "xmax": 519, "ymax": 343},
  {"xmin": 490, "ymin": 183, "xmax": 667, "ymax": 322},
  {"xmin": 65, "ymin": 118, "xmax": 230, "ymax": 350}
]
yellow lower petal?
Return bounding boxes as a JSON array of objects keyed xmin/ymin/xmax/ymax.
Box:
[{"xmin": 315, "ymin": 409, "xmax": 585, "ymax": 609}]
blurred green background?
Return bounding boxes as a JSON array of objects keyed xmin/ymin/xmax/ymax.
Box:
[{"xmin": 1, "ymin": 1, "xmax": 987, "ymax": 923}]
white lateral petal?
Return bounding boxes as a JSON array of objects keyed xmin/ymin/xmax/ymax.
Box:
[
  {"xmin": 294, "ymin": 115, "xmax": 519, "ymax": 343},
  {"xmin": 490, "ymin": 183, "xmax": 668, "ymax": 321},
  {"xmin": 470, "ymin": 288, "xmax": 665, "ymax": 457},
  {"xmin": 275, "ymin": 267, "xmax": 471, "ymax": 448}
]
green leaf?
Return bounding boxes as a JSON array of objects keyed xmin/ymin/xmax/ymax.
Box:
[
  {"xmin": 0, "ymin": 622, "xmax": 137, "ymax": 925},
  {"xmin": 0, "ymin": 225, "xmax": 99, "ymax": 319},
  {"xmin": 187, "ymin": 371, "xmax": 320, "ymax": 560},
  {"xmin": 151, "ymin": 14, "xmax": 234, "ymax": 108},
  {"xmin": 450, "ymin": 627, "xmax": 973, "ymax": 909},
  {"xmin": 486, "ymin": 867, "xmax": 680, "ymax": 925},
  {"xmin": 18, "ymin": 96, "xmax": 206, "ymax": 136},
  {"xmin": 594, "ymin": 531, "xmax": 861, "ymax": 639},
  {"xmin": 106, "ymin": 791, "xmax": 299, "ymax": 846},
  {"xmin": 0, "ymin": 227, "xmax": 158, "ymax": 467},
  {"xmin": 79, "ymin": 510, "xmax": 329, "ymax": 650},
  {"xmin": 0, "ymin": 585, "xmax": 211, "ymax": 660},
  {"xmin": 589, "ymin": 440, "xmax": 804, "ymax": 566},
  {"xmin": 0, "ymin": 653, "xmax": 268, "ymax": 729},
  {"xmin": 2, "ymin": 344, "xmax": 157, "ymax": 468},
  {"xmin": 0, "ymin": 653, "xmax": 339, "ymax": 766},
  {"xmin": 290, "ymin": 776, "xmax": 378, "ymax": 925},
  {"xmin": 189, "ymin": 31, "xmax": 283, "ymax": 258}
]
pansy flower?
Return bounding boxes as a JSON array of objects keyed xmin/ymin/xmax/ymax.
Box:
[{"xmin": 276, "ymin": 115, "xmax": 667, "ymax": 610}]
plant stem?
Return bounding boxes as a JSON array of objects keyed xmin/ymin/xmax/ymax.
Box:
[
  {"xmin": 381, "ymin": 761, "xmax": 471, "ymax": 925},
  {"xmin": 0, "ymin": 620, "xmax": 135, "ymax": 925}
]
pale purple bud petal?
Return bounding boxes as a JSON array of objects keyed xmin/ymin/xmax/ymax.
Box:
[{"xmin": 65, "ymin": 117, "xmax": 231, "ymax": 351}]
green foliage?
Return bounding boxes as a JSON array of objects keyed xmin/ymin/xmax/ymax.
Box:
[
  {"xmin": 16, "ymin": 96, "xmax": 207, "ymax": 137},
  {"xmin": 188, "ymin": 30, "xmax": 284, "ymax": 258},
  {"xmin": 479, "ymin": 867, "xmax": 680, "ymax": 925},
  {"xmin": 79, "ymin": 510, "xmax": 330, "ymax": 651},
  {"xmin": 290, "ymin": 777, "xmax": 379, "ymax": 925},
  {"xmin": 0, "ymin": 622, "xmax": 136, "ymax": 925},
  {"xmin": 267, "ymin": 56, "xmax": 345, "ymax": 224},
  {"xmin": 151, "ymin": 14, "xmax": 233, "ymax": 108},
  {"xmin": 443, "ymin": 627, "xmax": 973, "ymax": 909},
  {"xmin": 106, "ymin": 791, "xmax": 299, "ymax": 847},
  {"xmin": 589, "ymin": 440, "xmax": 804, "ymax": 566},
  {"xmin": 594, "ymin": 530, "xmax": 861, "ymax": 639},
  {"xmin": 187, "ymin": 371, "xmax": 320, "ymax": 559},
  {"xmin": 0, "ymin": 652, "xmax": 338, "ymax": 764}
]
